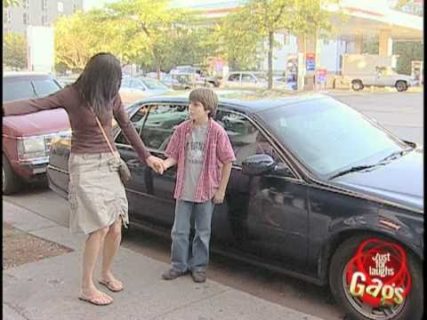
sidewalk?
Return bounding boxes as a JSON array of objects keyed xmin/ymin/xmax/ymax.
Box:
[{"xmin": 3, "ymin": 201, "xmax": 324, "ymax": 320}]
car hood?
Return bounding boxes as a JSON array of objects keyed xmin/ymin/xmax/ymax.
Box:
[
  {"xmin": 3, "ymin": 109, "xmax": 70, "ymax": 137},
  {"xmin": 330, "ymin": 148, "xmax": 423, "ymax": 212}
]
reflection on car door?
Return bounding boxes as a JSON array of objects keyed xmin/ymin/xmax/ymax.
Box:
[
  {"xmin": 139, "ymin": 104, "xmax": 189, "ymax": 228},
  {"xmin": 216, "ymin": 109, "xmax": 309, "ymax": 270}
]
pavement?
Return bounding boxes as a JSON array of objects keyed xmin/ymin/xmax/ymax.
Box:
[{"xmin": 3, "ymin": 200, "xmax": 324, "ymax": 320}]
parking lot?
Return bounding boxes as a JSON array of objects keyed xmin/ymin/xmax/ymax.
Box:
[{"xmin": 3, "ymin": 90, "xmax": 423, "ymax": 320}]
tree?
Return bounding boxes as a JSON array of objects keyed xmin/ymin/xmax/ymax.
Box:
[
  {"xmin": 216, "ymin": 0, "xmax": 334, "ymax": 89},
  {"xmin": 3, "ymin": 32, "xmax": 27, "ymax": 70},
  {"xmin": 103, "ymin": 0, "xmax": 209, "ymax": 77},
  {"xmin": 54, "ymin": 12, "xmax": 101, "ymax": 72}
]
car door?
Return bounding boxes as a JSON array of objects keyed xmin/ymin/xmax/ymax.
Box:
[
  {"xmin": 137, "ymin": 103, "xmax": 190, "ymax": 227},
  {"xmin": 215, "ymin": 109, "xmax": 309, "ymax": 270}
]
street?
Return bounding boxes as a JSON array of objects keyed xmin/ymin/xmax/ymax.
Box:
[{"xmin": 3, "ymin": 91, "xmax": 423, "ymax": 320}]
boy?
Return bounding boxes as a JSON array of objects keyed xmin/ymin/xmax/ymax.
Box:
[{"xmin": 161, "ymin": 88, "xmax": 235, "ymax": 283}]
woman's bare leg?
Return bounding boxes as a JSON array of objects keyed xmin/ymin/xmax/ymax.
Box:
[
  {"xmin": 81, "ymin": 226, "xmax": 112, "ymax": 303},
  {"xmin": 100, "ymin": 218, "xmax": 123, "ymax": 290}
]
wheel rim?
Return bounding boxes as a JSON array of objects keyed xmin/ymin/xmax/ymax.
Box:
[
  {"xmin": 341, "ymin": 238, "xmax": 411, "ymax": 320},
  {"xmin": 342, "ymin": 263, "xmax": 406, "ymax": 319},
  {"xmin": 353, "ymin": 82, "xmax": 361, "ymax": 90}
]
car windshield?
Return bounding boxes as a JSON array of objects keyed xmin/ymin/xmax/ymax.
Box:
[
  {"xmin": 259, "ymin": 97, "xmax": 407, "ymax": 177},
  {"xmin": 141, "ymin": 78, "xmax": 168, "ymax": 90},
  {"xmin": 2, "ymin": 77, "xmax": 61, "ymax": 102}
]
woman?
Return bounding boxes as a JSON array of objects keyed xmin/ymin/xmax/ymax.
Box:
[{"xmin": 3, "ymin": 53, "xmax": 164, "ymax": 305}]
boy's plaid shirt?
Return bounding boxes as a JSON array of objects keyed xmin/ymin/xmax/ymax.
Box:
[{"xmin": 165, "ymin": 119, "xmax": 236, "ymax": 203}]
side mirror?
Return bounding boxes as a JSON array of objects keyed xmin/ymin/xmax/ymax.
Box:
[{"xmin": 242, "ymin": 154, "xmax": 275, "ymax": 176}]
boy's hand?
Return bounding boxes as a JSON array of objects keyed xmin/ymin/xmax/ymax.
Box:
[{"xmin": 213, "ymin": 190, "xmax": 225, "ymax": 204}]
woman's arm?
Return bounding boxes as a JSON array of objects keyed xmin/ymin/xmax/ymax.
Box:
[{"xmin": 3, "ymin": 88, "xmax": 68, "ymax": 116}]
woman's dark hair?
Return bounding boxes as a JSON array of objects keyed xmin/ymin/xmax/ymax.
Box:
[{"xmin": 74, "ymin": 52, "xmax": 122, "ymax": 117}]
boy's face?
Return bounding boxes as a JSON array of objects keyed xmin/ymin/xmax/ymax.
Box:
[{"xmin": 189, "ymin": 100, "xmax": 210, "ymax": 123}]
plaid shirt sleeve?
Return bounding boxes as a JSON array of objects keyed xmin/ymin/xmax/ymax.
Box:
[
  {"xmin": 165, "ymin": 127, "xmax": 181, "ymax": 161},
  {"xmin": 216, "ymin": 128, "xmax": 236, "ymax": 164}
]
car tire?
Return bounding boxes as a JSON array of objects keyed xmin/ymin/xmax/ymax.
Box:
[
  {"xmin": 329, "ymin": 235, "xmax": 423, "ymax": 320},
  {"xmin": 2, "ymin": 154, "xmax": 22, "ymax": 195},
  {"xmin": 352, "ymin": 80, "xmax": 364, "ymax": 91},
  {"xmin": 395, "ymin": 81, "xmax": 408, "ymax": 92}
]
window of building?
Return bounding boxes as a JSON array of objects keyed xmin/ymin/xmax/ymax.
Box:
[
  {"xmin": 23, "ymin": 0, "xmax": 30, "ymax": 9},
  {"xmin": 58, "ymin": 1, "xmax": 64, "ymax": 13},
  {"xmin": 23, "ymin": 12, "xmax": 29, "ymax": 25},
  {"xmin": 42, "ymin": 0, "xmax": 48, "ymax": 11}
]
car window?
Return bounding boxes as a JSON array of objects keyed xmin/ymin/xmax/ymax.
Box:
[
  {"xmin": 241, "ymin": 74, "xmax": 256, "ymax": 82},
  {"xmin": 115, "ymin": 103, "xmax": 150, "ymax": 145},
  {"xmin": 32, "ymin": 79, "xmax": 61, "ymax": 97},
  {"xmin": 228, "ymin": 73, "xmax": 240, "ymax": 82},
  {"xmin": 131, "ymin": 79, "xmax": 145, "ymax": 90},
  {"xmin": 3, "ymin": 79, "xmax": 37, "ymax": 102},
  {"xmin": 141, "ymin": 78, "xmax": 168, "ymax": 90},
  {"xmin": 140, "ymin": 104, "xmax": 188, "ymax": 150},
  {"xmin": 216, "ymin": 110, "xmax": 282, "ymax": 167}
]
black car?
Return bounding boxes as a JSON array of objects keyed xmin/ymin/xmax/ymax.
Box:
[{"xmin": 47, "ymin": 93, "xmax": 423, "ymax": 320}]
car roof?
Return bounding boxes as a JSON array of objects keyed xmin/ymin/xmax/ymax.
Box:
[
  {"xmin": 133, "ymin": 90, "xmax": 330, "ymax": 114},
  {"xmin": 3, "ymin": 72, "xmax": 55, "ymax": 80}
]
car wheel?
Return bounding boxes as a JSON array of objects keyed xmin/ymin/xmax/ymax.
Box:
[
  {"xmin": 352, "ymin": 80, "xmax": 364, "ymax": 91},
  {"xmin": 395, "ymin": 81, "xmax": 408, "ymax": 92},
  {"xmin": 2, "ymin": 154, "xmax": 22, "ymax": 195},
  {"xmin": 329, "ymin": 235, "xmax": 423, "ymax": 320}
]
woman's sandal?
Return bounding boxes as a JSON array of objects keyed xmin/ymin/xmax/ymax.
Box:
[
  {"xmin": 98, "ymin": 279, "xmax": 124, "ymax": 292},
  {"xmin": 78, "ymin": 293, "xmax": 113, "ymax": 306}
]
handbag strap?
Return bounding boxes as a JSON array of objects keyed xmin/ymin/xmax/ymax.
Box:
[{"xmin": 91, "ymin": 108, "xmax": 119, "ymax": 161}]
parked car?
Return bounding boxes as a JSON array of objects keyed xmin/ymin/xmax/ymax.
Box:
[
  {"xmin": 47, "ymin": 93, "xmax": 423, "ymax": 320},
  {"xmin": 2, "ymin": 72, "xmax": 71, "ymax": 194},
  {"xmin": 119, "ymin": 76, "xmax": 173, "ymax": 105},
  {"xmin": 170, "ymin": 66, "xmax": 221, "ymax": 88},
  {"xmin": 224, "ymin": 71, "xmax": 284, "ymax": 89},
  {"xmin": 349, "ymin": 67, "xmax": 418, "ymax": 92}
]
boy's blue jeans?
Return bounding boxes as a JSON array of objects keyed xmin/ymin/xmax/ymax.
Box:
[{"xmin": 171, "ymin": 200, "xmax": 215, "ymax": 273}]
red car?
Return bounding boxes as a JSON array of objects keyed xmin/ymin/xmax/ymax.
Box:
[{"xmin": 2, "ymin": 72, "xmax": 71, "ymax": 194}]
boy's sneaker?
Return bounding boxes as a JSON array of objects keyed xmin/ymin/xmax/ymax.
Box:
[
  {"xmin": 161, "ymin": 268, "xmax": 186, "ymax": 280},
  {"xmin": 191, "ymin": 270, "xmax": 207, "ymax": 283}
]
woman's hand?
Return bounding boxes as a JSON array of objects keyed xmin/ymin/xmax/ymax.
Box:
[{"xmin": 146, "ymin": 156, "xmax": 165, "ymax": 174}]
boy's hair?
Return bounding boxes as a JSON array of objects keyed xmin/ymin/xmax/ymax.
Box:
[{"xmin": 189, "ymin": 88, "xmax": 218, "ymax": 118}]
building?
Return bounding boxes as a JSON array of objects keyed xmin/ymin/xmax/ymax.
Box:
[{"xmin": 3, "ymin": 0, "xmax": 83, "ymax": 34}]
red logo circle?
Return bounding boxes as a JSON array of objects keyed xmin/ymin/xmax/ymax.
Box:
[{"xmin": 345, "ymin": 238, "xmax": 411, "ymax": 307}]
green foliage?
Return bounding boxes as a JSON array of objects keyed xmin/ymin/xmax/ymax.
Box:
[
  {"xmin": 53, "ymin": 0, "xmax": 218, "ymax": 73},
  {"xmin": 3, "ymin": 32, "xmax": 27, "ymax": 70},
  {"xmin": 393, "ymin": 41, "xmax": 424, "ymax": 75},
  {"xmin": 3, "ymin": 0, "xmax": 20, "ymax": 8}
]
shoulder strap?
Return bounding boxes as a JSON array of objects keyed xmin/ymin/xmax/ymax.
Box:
[{"xmin": 91, "ymin": 108, "xmax": 119, "ymax": 160}]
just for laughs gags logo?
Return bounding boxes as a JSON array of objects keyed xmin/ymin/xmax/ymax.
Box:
[{"xmin": 346, "ymin": 238, "xmax": 411, "ymax": 307}]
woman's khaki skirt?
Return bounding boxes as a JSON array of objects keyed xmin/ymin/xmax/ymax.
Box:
[{"xmin": 68, "ymin": 152, "xmax": 129, "ymax": 234}]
